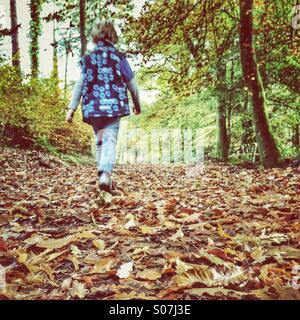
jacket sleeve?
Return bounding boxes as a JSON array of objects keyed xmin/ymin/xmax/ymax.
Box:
[
  {"xmin": 120, "ymin": 56, "xmax": 134, "ymax": 83},
  {"xmin": 68, "ymin": 72, "xmax": 84, "ymax": 111},
  {"xmin": 127, "ymin": 78, "xmax": 142, "ymax": 113},
  {"xmin": 119, "ymin": 55, "xmax": 141, "ymax": 112}
]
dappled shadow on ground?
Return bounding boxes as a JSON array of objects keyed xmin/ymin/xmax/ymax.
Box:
[{"xmin": 0, "ymin": 146, "xmax": 299, "ymax": 300}]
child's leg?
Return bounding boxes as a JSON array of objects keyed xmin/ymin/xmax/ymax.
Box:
[
  {"xmin": 89, "ymin": 118, "xmax": 105, "ymax": 176},
  {"xmin": 95, "ymin": 128, "xmax": 104, "ymax": 176},
  {"xmin": 100, "ymin": 118, "xmax": 120, "ymax": 175}
]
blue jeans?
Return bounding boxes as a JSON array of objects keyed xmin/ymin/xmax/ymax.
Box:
[{"xmin": 89, "ymin": 117, "xmax": 120, "ymax": 176}]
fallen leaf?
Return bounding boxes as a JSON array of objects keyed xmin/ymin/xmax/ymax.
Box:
[
  {"xmin": 125, "ymin": 218, "xmax": 136, "ymax": 230},
  {"xmin": 208, "ymin": 248, "xmax": 234, "ymax": 262},
  {"xmin": 117, "ymin": 262, "xmax": 134, "ymax": 279},
  {"xmin": 40, "ymin": 263, "xmax": 55, "ymax": 281},
  {"xmin": 176, "ymin": 258, "xmax": 193, "ymax": 274},
  {"xmin": 132, "ymin": 246, "xmax": 150, "ymax": 255},
  {"xmin": 251, "ymin": 246, "xmax": 266, "ymax": 262},
  {"xmin": 66, "ymin": 254, "xmax": 80, "ymax": 270},
  {"xmin": 77, "ymin": 231, "xmax": 97, "ymax": 239},
  {"xmin": 92, "ymin": 257, "xmax": 116, "ymax": 273},
  {"xmin": 0, "ymin": 237, "xmax": 7, "ymax": 252},
  {"xmin": 17, "ymin": 252, "xmax": 28, "ymax": 264},
  {"xmin": 70, "ymin": 245, "xmax": 81, "ymax": 257},
  {"xmin": 193, "ymin": 250, "xmax": 230, "ymax": 266},
  {"xmin": 186, "ymin": 287, "xmax": 248, "ymax": 298},
  {"xmin": 69, "ymin": 280, "xmax": 87, "ymax": 299},
  {"xmin": 170, "ymin": 228, "xmax": 184, "ymax": 241},
  {"xmin": 217, "ymin": 224, "xmax": 232, "ymax": 240},
  {"xmin": 109, "ymin": 292, "xmax": 157, "ymax": 300},
  {"xmin": 62, "ymin": 278, "xmax": 72, "ymax": 290},
  {"xmin": 47, "ymin": 250, "xmax": 68, "ymax": 262},
  {"xmin": 24, "ymin": 234, "xmax": 44, "ymax": 245},
  {"xmin": 140, "ymin": 226, "xmax": 156, "ymax": 234},
  {"xmin": 81, "ymin": 276, "xmax": 94, "ymax": 286},
  {"xmin": 92, "ymin": 239, "xmax": 106, "ymax": 250},
  {"xmin": 37, "ymin": 235, "xmax": 75, "ymax": 249},
  {"xmin": 135, "ymin": 269, "xmax": 162, "ymax": 280},
  {"xmin": 172, "ymin": 265, "xmax": 247, "ymax": 287},
  {"xmin": 258, "ymin": 264, "xmax": 277, "ymax": 282}
]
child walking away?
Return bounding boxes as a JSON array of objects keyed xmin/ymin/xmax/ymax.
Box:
[{"xmin": 66, "ymin": 20, "xmax": 142, "ymax": 194}]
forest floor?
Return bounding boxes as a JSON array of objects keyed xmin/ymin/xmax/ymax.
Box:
[{"xmin": 0, "ymin": 146, "xmax": 299, "ymax": 300}]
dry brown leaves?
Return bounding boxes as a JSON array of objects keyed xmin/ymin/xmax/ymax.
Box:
[{"xmin": 0, "ymin": 146, "xmax": 299, "ymax": 300}]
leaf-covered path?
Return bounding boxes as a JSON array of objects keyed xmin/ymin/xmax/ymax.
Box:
[{"xmin": 0, "ymin": 146, "xmax": 299, "ymax": 300}]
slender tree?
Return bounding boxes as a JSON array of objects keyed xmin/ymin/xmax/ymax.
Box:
[
  {"xmin": 79, "ymin": 0, "xmax": 87, "ymax": 56},
  {"xmin": 29, "ymin": 0, "xmax": 43, "ymax": 78},
  {"xmin": 239, "ymin": 0, "xmax": 281, "ymax": 168},
  {"xmin": 64, "ymin": 42, "xmax": 71, "ymax": 91},
  {"xmin": 9, "ymin": 0, "xmax": 20, "ymax": 73},
  {"xmin": 216, "ymin": 63, "xmax": 230, "ymax": 161},
  {"xmin": 51, "ymin": 20, "xmax": 59, "ymax": 82}
]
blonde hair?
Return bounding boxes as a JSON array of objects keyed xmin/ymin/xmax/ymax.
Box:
[{"xmin": 91, "ymin": 20, "xmax": 118, "ymax": 45}]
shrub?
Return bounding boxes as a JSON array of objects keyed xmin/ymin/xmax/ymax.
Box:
[{"xmin": 0, "ymin": 62, "xmax": 92, "ymax": 155}]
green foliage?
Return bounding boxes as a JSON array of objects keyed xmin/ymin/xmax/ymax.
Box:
[
  {"xmin": 44, "ymin": 0, "xmax": 135, "ymax": 59},
  {"xmin": 124, "ymin": 0, "xmax": 300, "ymax": 163},
  {"xmin": 0, "ymin": 62, "xmax": 92, "ymax": 155},
  {"xmin": 128, "ymin": 89, "xmax": 217, "ymax": 159},
  {"xmin": 1, "ymin": 0, "xmax": 299, "ymax": 164}
]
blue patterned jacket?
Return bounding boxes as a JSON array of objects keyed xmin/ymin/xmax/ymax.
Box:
[{"xmin": 80, "ymin": 40, "xmax": 132, "ymax": 123}]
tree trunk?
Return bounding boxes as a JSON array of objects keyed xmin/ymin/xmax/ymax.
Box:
[
  {"xmin": 293, "ymin": 125, "xmax": 299, "ymax": 151},
  {"xmin": 64, "ymin": 48, "xmax": 69, "ymax": 91},
  {"xmin": 80, "ymin": 0, "xmax": 87, "ymax": 56},
  {"xmin": 216, "ymin": 64, "xmax": 229, "ymax": 161},
  {"xmin": 226, "ymin": 59, "xmax": 235, "ymax": 157},
  {"xmin": 9, "ymin": 0, "xmax": 21, "ymax": 73},
  {"xmin": 29, "ymin": 0, "xmax": 42, "ymax": 78},
  {"xmin": 239, "ymin": 0, "xmax": 281, "ymax": 168},
  {"xmin": 241, "ymin": 91, "xmax": 254, "ymax": 155},
  {"xmin": 51, "ymin": 20, "xmax": 59, "ymax": 83},
  {"xmin": 216, "ymin": 102, "xmax": 229, "ymax": 161}
]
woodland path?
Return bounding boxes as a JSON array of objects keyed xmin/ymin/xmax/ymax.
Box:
[{"xmin": 0, "ymin": 147, "xmax": 299, "ymax": 300}]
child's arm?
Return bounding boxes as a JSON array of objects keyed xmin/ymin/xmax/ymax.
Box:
[
  {"xmin": 120, "ymin": 56, "xmax": 142, "ymax": 115},
  {"xmin": 66, "ymin": 73, "xmax": 84, "ymax": 123},
  {"xmin": 127, "ymin": 78, "xmax": 142, "ymax": 114}
]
